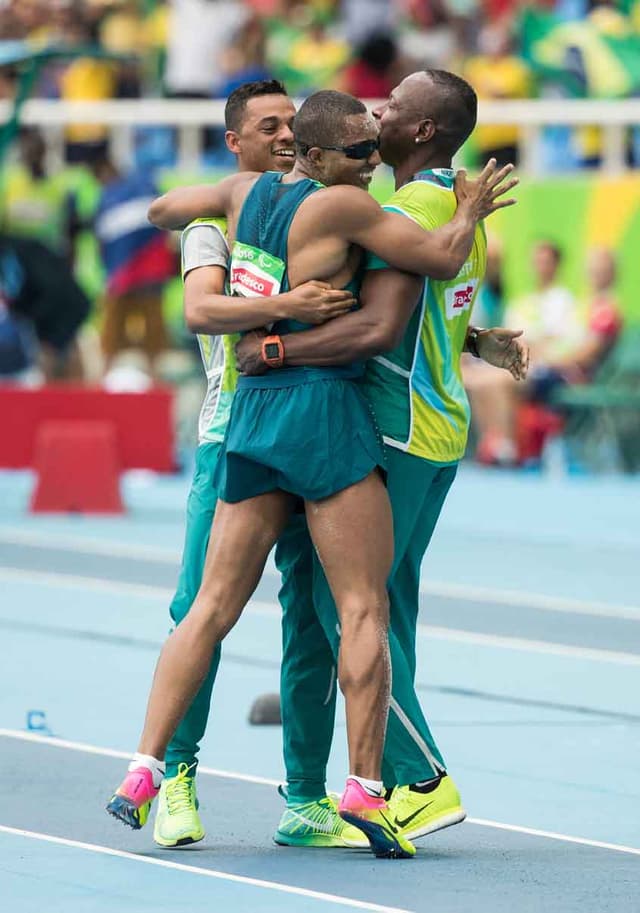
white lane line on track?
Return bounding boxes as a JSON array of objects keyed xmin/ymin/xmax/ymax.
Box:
[
  {"xmin": 1, "ymin": 567, "xmax": 639, "ymax": 666},
  {"xmin": 0, "ymin": 527, "xmax": 181, "ymax": 562},
  {"xmin": 0, "ymin": 728, "xmax": 280, "ymax": 786},
  {"xmin": 3, "ymin": 567, "xmax": 640, "ymax": 667},
  {"xmin": 419, "ymin": 581, "xmax": 640, "ymax": 621},
  {"xmin": 466, "ymin": 818, "xmax": 640, "ymax": 857},
  {"xmin": 2, "ymin": 527, "xmax": 639, "ymax": 621},
  {"xmin": 0, "ymin": 567, "xmax": 171, "ymax": 600},
  {"xmin": 0, "ymin": 567, "xmax": 278, "ymax": 618},
  {"xmin": 421, "ymin": 625, "xmax": 640, "ymax": 666},
  {"xmin": 0, "ymin": 825, "xmax": 413, "ymax": 913},
  {"xmin": 2, "ymin": 729, "xmax": 640, "ymax": 858}
]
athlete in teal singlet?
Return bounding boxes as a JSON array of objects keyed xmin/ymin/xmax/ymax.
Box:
[
  {"xmin": 151, "ymin": 81, "xmax": 362, "ymax": 850},
  {"xmin": 214, "ymin": 170, "xmax": 382, "ymax": 504}
]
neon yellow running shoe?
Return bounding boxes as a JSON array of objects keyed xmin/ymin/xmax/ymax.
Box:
[
  {"xmin": 338, "ymin": 779, "xmax": 415, "ymax": 859},
  {"xmin": 153, "ymin": 763, "xmax": 205, "ymax": 848},
  {"xmin": 388, "ymin": 774, "xmax": 466, "ymax": 841},
  {"xmin": 274, "ymin": 789, "xmax": 368, "ymax": 848}
]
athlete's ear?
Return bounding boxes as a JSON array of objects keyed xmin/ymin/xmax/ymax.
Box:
[
  {"xmin": 306, "ymin": 146, "xmax": 324, "ymax": 166},
  {"xmin": 225, "ymin": 130, "xmax": 241, "ymax": 156},
  {"xmin": 416, "ymin": 119, "xmax": 436, "ymax": 145}
]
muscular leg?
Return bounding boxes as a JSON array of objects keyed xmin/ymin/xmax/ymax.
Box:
[
  {"xmin": 138, "ymin": 490, "xmax": 293, "ymax": 760},
  {"xmin": 308, "ymin": 449, "xmax": 454, "ymax": 789},
  {"xmin": 304, "ymin": 471, "xmax": 393, "ymax": 781}
]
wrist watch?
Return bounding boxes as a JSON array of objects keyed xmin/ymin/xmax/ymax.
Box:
[
  {"xmin": 261, "ymin": 334, "xmax": 285, "ymax": 368},
  {"xmin": 467, "ymin": 326, "xmax": 483, "ymax": 359}
]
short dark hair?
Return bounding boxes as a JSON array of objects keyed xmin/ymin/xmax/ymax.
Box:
[
  {"xmin": 425, "ymin": 69, "xmax": 477, "ymax": 156},
  {"xmin": 224, "ymin": 79, "xmax": 289, "ymax": 132},
  {"xmin": 294, "ymin": 90, "xmax": 367, "ymax": 152}
]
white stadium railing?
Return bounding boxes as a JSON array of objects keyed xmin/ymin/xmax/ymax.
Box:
[{"xmin": 1, "ymin": 98, "xmax": 640, "ymax": 174}]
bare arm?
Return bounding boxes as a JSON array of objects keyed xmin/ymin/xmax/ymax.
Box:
[
  {"xmin": 280, "ymin": 270, "xmax": 421, "ymax": 364},
  {"xmin": 235, "ymin": 269, "xmax": 422, "ymax": 373},
  {"xmin": 330, "ymin": 161, "xmax": 517, "ymax": 280},
  {"xmin": 148, "ymin": 174, "xmax": 253, "ymax": 230},
  {"xmin": 184, "ymin": 266, "xmax": 356, "ymax": 335}
]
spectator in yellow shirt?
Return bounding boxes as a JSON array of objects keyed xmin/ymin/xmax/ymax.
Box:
[
  {"xmin": 464, "ymin": 23, "xmax": 531, "ymax": 166},
  {"xmin": 58, "ymin": 15, "xmax": 116, "ymax": 163}
]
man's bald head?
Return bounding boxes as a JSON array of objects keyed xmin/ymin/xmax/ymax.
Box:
[{"xmin": 374, "ymin": 70, "xmax": 477, "ymax": 167}]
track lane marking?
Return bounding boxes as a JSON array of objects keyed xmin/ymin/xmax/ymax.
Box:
[
  {"xmin": 2, "ymin": 532, "xmax": 639, "ymax": 619},
  {"xmin": 1, "ymin": 568, "xmax": 639, "ymax": 665},
  {"xmin": 2, "ymin": 729, "xmax": 639, "ymax": 857},
  {"xmin": 0, "ymin": 824, "xmax": 413, "ymax": 913}
]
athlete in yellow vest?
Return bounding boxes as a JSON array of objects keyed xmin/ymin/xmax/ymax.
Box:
[{"xmin": 235, "ymin": 71, "xmax": 528, "ymax": 842}]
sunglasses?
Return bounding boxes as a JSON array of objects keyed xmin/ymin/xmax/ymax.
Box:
[{"xmin": 299, "ymin": 138, "xmax": 380, "ymax": 160}]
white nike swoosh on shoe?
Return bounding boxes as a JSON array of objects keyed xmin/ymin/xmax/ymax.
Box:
[{"xmin": 286, "ymin": 810, "xmax": 336, "ymax": 834}]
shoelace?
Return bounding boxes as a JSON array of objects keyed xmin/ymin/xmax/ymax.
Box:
[
  {"xmin": 277, "ymin": 787, "xmax": 352, "ymax": 833},
  {"xmin": 287, "ymin": 796, "xmax": 344, "ymax": 833},
  {"xmin": 165, "ymin": 762, "xmax": 197, "ymax": 815}
]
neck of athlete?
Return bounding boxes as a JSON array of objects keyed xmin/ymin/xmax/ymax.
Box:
[
  {"xmin": 394, "ymin": 148, "xmax": 453, "ymax": 191},
  {"xmin": 284, "ymin": 159, "xmax": 321, "ymax": 184}
]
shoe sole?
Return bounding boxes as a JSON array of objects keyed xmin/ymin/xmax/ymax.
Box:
[
  {"xmin": 273, "ymin": 831, "xmax": 368, "ymax": 849},
  {"xmin": 154, "ymin": 833, "xmax": 206, "ymax": 848},
  {"xmin": 106, "ymin": 795, "xmax": 149, "ymax": 830},
  {"xmin": 403, "ymin": 807, "xmax": 467, "ymax": 841},
  {"xmin": 339, "ymin": 812, "xmax": 414, "ymax": 859}
]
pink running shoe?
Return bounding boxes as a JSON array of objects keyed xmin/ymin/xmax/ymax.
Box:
[
  {"xmin": 338, "ymin": 778, "xmax": 415, "ymax": 859},
  {"xmin": 106, "ymin": 767, "xmax": 159, "ymax": 830}
]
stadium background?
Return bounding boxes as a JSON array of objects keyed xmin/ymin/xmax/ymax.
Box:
[
  {"xmin": 1, "ymin": 4, "xmax": 639, "ymax": 911},
  {"xmin": 1, "ymin": 0, "xmax": 640, "ymax": 360}
]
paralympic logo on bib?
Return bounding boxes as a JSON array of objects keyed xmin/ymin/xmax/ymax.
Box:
[{"xmin": 230, "ymin": 241, "xmax": 286, "ymax": 299}]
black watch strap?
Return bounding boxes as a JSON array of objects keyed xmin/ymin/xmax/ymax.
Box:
[{"xmin": 467, "ymin": 327, "xmax": 482, "ymax": 359}]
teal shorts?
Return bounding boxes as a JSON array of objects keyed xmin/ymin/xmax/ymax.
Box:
[{"xmin": 213, "ymin": 374, "xmax": 385, "ymax": 503}]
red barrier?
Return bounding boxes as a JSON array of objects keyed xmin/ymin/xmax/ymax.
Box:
[
  {"xmin": 1, "ymin": 385, "xmax": 175, "ymax": 471},
  {"xmin": 30, "ymin": 421, "xmax": 125, "ymax": 514}
]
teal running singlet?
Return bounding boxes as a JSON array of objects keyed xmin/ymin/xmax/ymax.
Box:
[{"xmin": 212, "ymin": 171, "xmax": 384, "ymax": 503}]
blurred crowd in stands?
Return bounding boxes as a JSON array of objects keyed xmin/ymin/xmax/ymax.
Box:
[
  {"xmin": 0, "ymin": 0, "xmax": 635, "ymax": 465},
  {"xmin": 463, "ymin": 240, "xmax": 624, "ymax": 466},
  {"xmin": 2, "ymin": 0, "xmax": 640, "ymax": 167}
]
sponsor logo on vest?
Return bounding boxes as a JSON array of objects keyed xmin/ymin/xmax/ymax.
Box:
[
  {"xmin": 231, "ymin": 266, "xmax": 276, "ymax": 297},
  {"xmin": 445, "ymin": 279, "xmax": 477, "ymax": 319},
  {"xmin": 233, "ymin": 243, "xmax": 256, "ymax": 262},
  {"xmin": 453, "ymin": 286, "xmax": 474, "ymax": 308}
]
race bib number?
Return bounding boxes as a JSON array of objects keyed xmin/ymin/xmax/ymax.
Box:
[
  {"xmin": 445, "ymin": 280, "xmax": 478, "ymax": 320},
  {"xmin": 229, "ymin": 241, "xmax": 285, "ymax": 298}
]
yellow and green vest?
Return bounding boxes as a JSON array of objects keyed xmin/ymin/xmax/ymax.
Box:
[{"xmin": 365, "ymin": 169, "xmax": 487, "ymax": 464}]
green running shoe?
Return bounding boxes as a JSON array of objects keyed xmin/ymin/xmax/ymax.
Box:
[
  {"xmin": 274, "ymin": 789, "xmax": 368, "ymax": 848},
  {"xmin": 153, "ymin": 763, "xmax": 205, "ymax": 848}
]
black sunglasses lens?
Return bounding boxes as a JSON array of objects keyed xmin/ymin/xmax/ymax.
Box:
[{"xmin": 345, "ymin": 140, "xmax": 379, "ymax": 159}]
